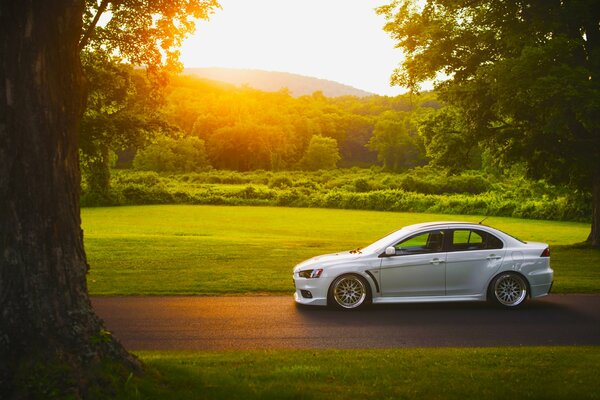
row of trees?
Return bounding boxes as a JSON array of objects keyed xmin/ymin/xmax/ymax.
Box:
[
  {"xmin": 132, "ymin": 133, "xmax": 341, "ymax": 172},
  {"xmin": 80, "ymin": 67, "xmax": 442, "ymax": 199},
  {"xmin": 161, "ymin": 74, "xmax": 438, "ymax": 172}
]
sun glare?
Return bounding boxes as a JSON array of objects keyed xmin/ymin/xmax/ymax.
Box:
[{"xmin": 179, "ymin": 0, "xmax": 406, "ymax": 96}]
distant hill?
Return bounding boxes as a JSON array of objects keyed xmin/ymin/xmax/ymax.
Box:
[{"xmin": 183, "ymin": 67, "xmax": 375, "ymax": 98}]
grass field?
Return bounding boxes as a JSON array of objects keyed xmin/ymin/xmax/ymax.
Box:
[
  {"xmin": 104, "ymin": 347, "xmax": 600, "ymax": 399},
  {"xmin": 82, "ymin": 205, "xmax": 599, "ymax": 295}
]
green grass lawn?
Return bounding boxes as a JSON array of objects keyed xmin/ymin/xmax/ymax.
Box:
[
  {"xmin": 80, "ymin": 206, "xmax": 598, "ymax": 399},
  {"xmin": 106, "ymin": 347, "xmax": 600, "ymax": 399},
  {"xmin": 83, "ymin": 205, "xmax": 599, "ymax": 295}
]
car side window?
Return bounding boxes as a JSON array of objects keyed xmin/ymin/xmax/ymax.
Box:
[
  {"xmin": 393, "ymin": 230, "xmax": 445, "ymax": 255},
  {"xmin": 485, "ymin": 232, "xmax": 504, "ymax": 249},
  {"xmin": 450, "ymin": 229, "xmax": 503, "ymax": 251}
]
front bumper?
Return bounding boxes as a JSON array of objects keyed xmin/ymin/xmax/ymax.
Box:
[
  {"xmin": 293, "ymin": 291, "xmax": 327, "ymax": 306},
  {"xmin": 293, "ymin": 275, "xmax": 331, "ymax": 306}
]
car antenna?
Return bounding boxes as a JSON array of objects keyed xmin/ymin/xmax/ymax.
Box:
[{"xmin": 478, "ymin": 216, "xmax": 489, "ymax": 225}]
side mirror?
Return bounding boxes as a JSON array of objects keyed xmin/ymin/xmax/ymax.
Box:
[{"xmin": 385, "ymin": 246, "xmax": 396, "ymax": 256}]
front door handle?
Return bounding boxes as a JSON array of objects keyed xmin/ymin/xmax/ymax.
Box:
[{"xmin": 430, "ymin": 258, "xmax": 445, "ymax": 265}]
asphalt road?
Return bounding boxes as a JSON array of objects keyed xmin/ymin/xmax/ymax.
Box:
[{"xmin": 92, "ymin": 294, "xmax": 600, "ymax": 350}]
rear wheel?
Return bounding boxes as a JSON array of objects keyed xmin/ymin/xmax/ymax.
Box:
[
  {"xmin": 489, "ymin": 273, "xmax": 528, "ymax": 308},
  {"xmin": 329, "ymin": 274, "xmax": 370, "ymax": 310}
]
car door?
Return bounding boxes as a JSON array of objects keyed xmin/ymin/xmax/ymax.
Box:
[
  {"xmin": 445, "ymin": 229, "xmax": 506, "ymax": 296},
  {"xmin": 379, "ymin": 229, "xmax": 447, "ymax": 297}
]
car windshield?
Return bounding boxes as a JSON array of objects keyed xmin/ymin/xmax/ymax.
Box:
[{"xmin": 359, "ymin": 227, "xmax": 411, "ymax": 254}]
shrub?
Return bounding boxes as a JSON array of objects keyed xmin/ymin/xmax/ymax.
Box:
[
  {"xmin": 299, "ymin": 135, "xmax": 341, "ymax": 171},
  {"xmin": 113, "ymin": 170, "xmax": 161, "ymax": 186},
  {"xmin": 268, "ymin": 176, "xmax": 293, "ymax": 189},
  {"xmin": 354, "ymin": 178, "xmax": 371, "ymax": 192},
  {"xmin": 83, "ymin": 168, "xmax": 589, "ymax": 223},
  {"xmin": 133, "ymin": 136, "xmax": 210, "ymax": 173}
]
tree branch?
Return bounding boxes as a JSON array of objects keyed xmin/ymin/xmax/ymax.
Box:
[{"xmin": 79, "ymin": 0, "xmax": 110, "ymax": 50}]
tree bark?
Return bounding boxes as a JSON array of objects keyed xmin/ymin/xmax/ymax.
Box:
[{"xmin": 0, "ymin": 0, "xmax": 140, "ymax": 397}]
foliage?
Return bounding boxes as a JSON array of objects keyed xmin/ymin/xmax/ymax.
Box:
[
  {"xmin": 80, "ymin": 168, "xmax": 591, "ymax": 224},
  {"xmin": 299, "ymin": 135, "xmax": 341, "ymax": 170},
  {"xmin": 81, "ymin": 0, "xmax": 219, "ymax": 74},
  {"xmin": 133, "ymin": 136, "xmax": 210, "ymax": 173},
  {"xmin": 206, "ymin": 122, "xmax": 291, "ymax": 171},
  {"xmin": 418, "ymin": 106, "xmax": 481, "ymax": 172},
  {"xmin": 162, "ymin": 75, "xmax": 440, "ymax": 170},
  {"xmin": 79, "ymin": 0, "xmax": 219, "ymax": 201},
  {"xmin": 80, "ymin": 55, "xmax": 172, "ymax": 202},
  {"xmin": 82, "ymin": 205, "xmax": 596, "ymax": 296},
  {"xmin": 367, "ymin": 110, "xmax": 426, "ymax": 171},
  {"xmin": 379, "ymin": 0, "xmax": 600, "ymax": 244}
]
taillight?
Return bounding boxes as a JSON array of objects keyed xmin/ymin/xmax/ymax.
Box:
[{"xmin": 540, "ymin": 248, "xmax": 550, "ymax": 257}]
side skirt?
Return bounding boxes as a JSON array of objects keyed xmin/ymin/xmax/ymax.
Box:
[{"xmin": 372, "ymin": 294, "xmax": 485, "ymax": 304}]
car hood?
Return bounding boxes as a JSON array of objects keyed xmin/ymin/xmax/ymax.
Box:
[{"xmin": 294, "ymin": 251, "xmax": 362, "ymax": 272}]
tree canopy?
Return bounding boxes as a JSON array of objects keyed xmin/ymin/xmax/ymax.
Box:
[
  {"xmin": 379, "ymin": 0, "xmax": 600, "ymax": 245},
  {"xmin": 81, "ymin": 0, "xmax": 218, "ymax": 72},
  {"xmin": 79, "ymin": 0, "xmax": 219, "ymax": 201},
  {"xmin": 299, "ymin": 135, "xmax": 342, "ymax": 170},
  {"xmin": 146, "ymin": 75, "xmax": 440, "ymax": 172},
  {"xmin": 366, "ymin": 110, "xmax": 426, "ymax": 171}
]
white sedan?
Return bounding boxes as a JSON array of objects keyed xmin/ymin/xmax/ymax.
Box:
[{"xmin": 293, "ymin": 222, "xmax": 553, "ymax": 309}]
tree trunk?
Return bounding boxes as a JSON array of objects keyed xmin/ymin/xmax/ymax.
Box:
[
  {"xmin": 587, "ymin": 169, "xmax": 600, "ymax": 248},
  {"xmin": 0, "ymin": 1, "xmax": 140, "ymax": 397}
]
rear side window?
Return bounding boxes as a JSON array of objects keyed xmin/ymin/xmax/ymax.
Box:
[
  {"xmin": 450, "ymin": 229, "xmax": 503, "ymax": 251},
  {"xmin": 485, "ymin": 233, "xmax": 504, "ymax": 249}
]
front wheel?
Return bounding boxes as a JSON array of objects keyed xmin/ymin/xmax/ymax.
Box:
[
  {"xmin": 329, "ymin": 274, "xmax": 370, "ymax": 310},
  {"xmin": 489, "ymin": 273, "xmax": 528, "ymax": 308}
]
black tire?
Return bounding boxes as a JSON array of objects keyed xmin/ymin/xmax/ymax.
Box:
[
  {"xmin": 328, "ymin": 274, "xmax": 371, "ymax": 310},
  {"xmin": 488, "ymin": 272, "xmax": 528, "ymax": 308}
]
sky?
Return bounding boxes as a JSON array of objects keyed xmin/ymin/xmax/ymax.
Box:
[{"xmin": 179, "ymin": 0, "xmax": 407, "ymax": 96}]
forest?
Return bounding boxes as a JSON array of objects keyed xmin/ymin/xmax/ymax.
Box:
[
  {"xmin": 79, "ymin": 67, "xmax": 589, "ymax": 224},
  {"xmin": 81, "ymin": 66, "xmax": 440, "ymax": 178}
]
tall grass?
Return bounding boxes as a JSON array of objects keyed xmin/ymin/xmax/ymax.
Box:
[{"xmin": 81, "ymin": 167, "xmax": 590, "ymax": 223}]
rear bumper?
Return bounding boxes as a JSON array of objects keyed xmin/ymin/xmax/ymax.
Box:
[
  {"xmin": 530, "ymin": 281, "xmax": 553, "ymax": 298},
  {"xmin": 528, "ymin": 267, "xmax": 553, "ymax": 298}
]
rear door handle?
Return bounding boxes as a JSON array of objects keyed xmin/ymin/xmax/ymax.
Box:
[
  {"xmin": 486, "ymin": 255, "xmax": 502, "ymax": 260},
  {"xmin": 430, "ymin": 258, "xmax": 445, "ymax": 265}
]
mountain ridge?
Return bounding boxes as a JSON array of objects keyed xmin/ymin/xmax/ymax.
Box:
[{"xmin": 183, "ymin": 67, "xmax": 375, "ymax": 98}]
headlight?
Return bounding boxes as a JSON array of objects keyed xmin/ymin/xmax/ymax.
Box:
[{"xmin": 298, "ymin": 268, "xmax": 323, "ymax": 279}]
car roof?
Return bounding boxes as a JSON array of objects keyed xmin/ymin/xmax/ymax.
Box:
[
  {"xmin": 360, "ymin": 220, "xmax": 526, "ymax": 254},
  {"xmin": 400, "ymin": 221, "xmax": 525, "ymax": 245},
  {"xmin": 404, "ymin": 221, "xmax": 481, "ymax": 231}
]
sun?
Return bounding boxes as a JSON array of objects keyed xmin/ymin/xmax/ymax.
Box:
[{"xmin": 178, "ymin": 0, "xmax": 406, "ymax": 96}]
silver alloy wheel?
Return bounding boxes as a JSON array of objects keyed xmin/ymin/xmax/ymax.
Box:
[
  {"xmin": 493, "ymin": 273, "xmax": 528, "ymax": 307},
  {"xmin": 332, "ymin": 275, "xmax": 367, "ymax": 309}
]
